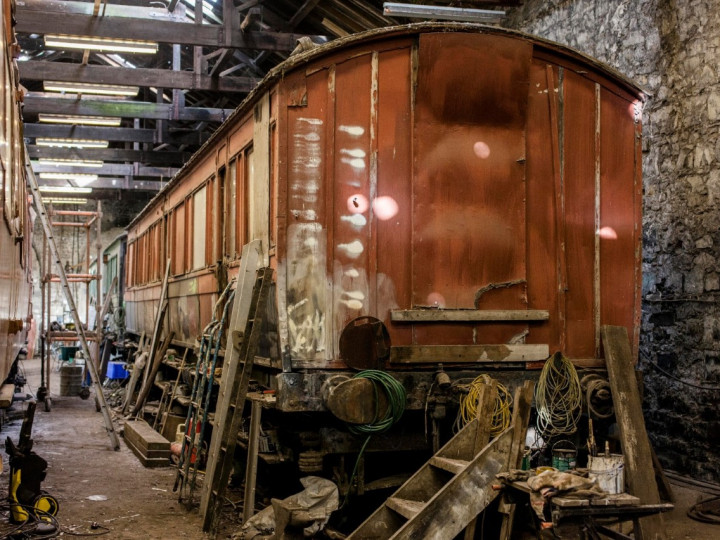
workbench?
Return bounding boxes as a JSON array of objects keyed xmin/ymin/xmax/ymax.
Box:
[{"xmin": 504, "ymin": 480, "xmax": 673, "ymax": 540}]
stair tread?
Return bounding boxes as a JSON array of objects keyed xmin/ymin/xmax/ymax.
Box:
[
  {"xmin": 386, "ymin": 497, "xmax": 425, "ymax": 520},
  {"xmin": 429, "ymin": 456, "xmax": 470, "ymax": 474}
]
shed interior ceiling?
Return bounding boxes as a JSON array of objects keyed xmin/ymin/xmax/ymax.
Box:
[{"xmin": 15, "ymin": 0, "xmax": 512, "ymax": 203}]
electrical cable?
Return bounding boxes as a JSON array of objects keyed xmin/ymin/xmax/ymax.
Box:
[
  {"xmin": 640, "ymin": 350, "xmax": 720, "ymax": 391},
  {"xmin": 687, "ymin": 495, "xmax": 720, "ymax": 524},
  {"xmin": 342, "ymin": 370, "xmax": 407, "ymax": 507},
  {"xmin": 455, "ymin": 374, "xmax": 513, "ymax": 436},
  {"xmin": 535, "ymin": 352, "xmax": 582, "ymax": 439}
]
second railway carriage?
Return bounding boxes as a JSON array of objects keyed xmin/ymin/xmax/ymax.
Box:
[
  {"xmin": 0, "ymin": 0, "xmax": 33, "ymax": 387},
  {"xmin": 125, "ymin": 23, "xmax": 645, "ymax": 476}
]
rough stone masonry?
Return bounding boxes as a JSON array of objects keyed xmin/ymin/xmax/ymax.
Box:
[{"xmin": 505, "ymin": 0, "xmax": 720, "ymax": 481}]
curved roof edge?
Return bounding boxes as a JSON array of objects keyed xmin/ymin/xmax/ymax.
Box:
[{"xmin": 128, "ymin": 22, "xmax": 647, "ymax": 231}]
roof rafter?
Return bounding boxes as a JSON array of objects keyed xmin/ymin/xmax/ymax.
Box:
[
  {"xmin": 24, "ymin": 124, "xmax": 206, "ymax": 145},
  {"xmin": 24, "ymin": 96, "xmax": 236, "ymax": 122},
  {"xmin": 39, "ymin": 178, "xmax": 165, "ymax": 191},
  {"xmin": 28, "ymin": 146, "xmax": 191, "ymax": 166},
  {"xmin": 20, "ymin": 61, "xmax": 260, "ymax": 93},
  {"xmin": 16, "ymin": 9, "xmax": 324, "ymax": 51}
]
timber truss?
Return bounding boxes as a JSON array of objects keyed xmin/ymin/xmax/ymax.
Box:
[{"xmin": 14, "ymin": 0, "xmax": 397, "ymax": 200}]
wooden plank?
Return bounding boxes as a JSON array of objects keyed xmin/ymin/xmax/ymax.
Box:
[
  {"xmin": 0, "ymin": 383, "xmax": 15, "ymax": 408},
  {"xmin": 429, "ymin": 457, "xmax": 469, "ymax": 475},
  {"xmin": 387, "ymin": 497, "xmax": 423, "ymax": 520},
  {"xmin": 16, "ymin": 9, "xmax": 324, "ymax": 51},
  {"xmin": 464, "ymin": 380, "xmax": 497, "ymax": 540},
  {"xmin": 124, "ymin": 434, "xmax": 171, "ymax": 468},
  {"xmin": 601, "ymin": 325, "xmax": 665, "ymax": 540},
  {"xmin": 390, "ymin": 344, "xmax": 549, "ymax": 364},
  {"xmin": 23, "ymin": 96, "xmax": 235, "ymax": 122},
  {"xmin": 391, "ymin": 309, "xmax": 549, "ymax": 322},
  {"xmin": 20, "ymin": 61, "xmax": 260, "ymax": 94}
]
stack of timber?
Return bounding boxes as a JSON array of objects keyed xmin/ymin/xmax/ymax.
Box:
[{"xmin": 124, "ymin": 419, "xmax": 171, "ymax": 467}]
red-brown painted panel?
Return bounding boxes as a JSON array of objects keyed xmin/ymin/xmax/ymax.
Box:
[
  {"xmin": 563, "ymin": 70, "xmax": 599, "ymax": 357},
  {"xmin": 376, "ymin": 47, "xmax": 413, "ymax": 347},
  {"xmin": 413, "ymin": 33, "xmax": 531, "ymax": 345},
  {"xmin": 525, "ymin": 61, "xmax": 560, "ymax": 352},
  {"xmin": 332, "ymin": 54, "xmax": 373, "ymax": 348},
  {"xmin": 600, "ymin": 89, "xmax": 638, "ymax": 338}
]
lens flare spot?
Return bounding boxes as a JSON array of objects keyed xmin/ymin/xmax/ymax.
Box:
[
  {"xmin": 473, "ymin": 141, "xmax": 491, "ymax": 159},
  {"xmin": 426, "ymin": 292, "xmax": 446, "ymax": 308},
  {"xmin": 372, "ymin": 196, "xmax": 399, "ymax": 221},
  {"xmin": 598, "ymin": 226, "xmax": 618, "ymax": 240},
  {"xmin": 347, "ymin": 194, "xmax": 369, "ymax": 214}
]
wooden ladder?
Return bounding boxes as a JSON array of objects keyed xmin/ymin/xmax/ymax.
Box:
[
  {"xmin": 200, "ymin": 248, "xmax": 272, "ymax": 532},
  {"xmin": 348, "ymin": 380, "xmax": 534, "ymax": 540}
]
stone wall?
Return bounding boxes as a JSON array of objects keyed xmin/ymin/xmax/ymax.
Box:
[{"xmin": 505, "ymin": 0, "xmax": 720, "ymax": 481}]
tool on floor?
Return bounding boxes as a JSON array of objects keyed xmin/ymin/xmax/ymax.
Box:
[
  {"xmin": 6, "ymin": 401, "xmax": 59, "ymax": 525},
  {"xmin": 26, "ymin": 160, "xmax": 120, "ymax": 451}
]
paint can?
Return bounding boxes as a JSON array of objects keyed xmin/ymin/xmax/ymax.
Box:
[
  {"xmin": 588, "ymin": 454, "xmax": 625, "ymax": 494},
  {"xmin": 551, "ymin": 440, "xmax": 577, "ymax": 471}
]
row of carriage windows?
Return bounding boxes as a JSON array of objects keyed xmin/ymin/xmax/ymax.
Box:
[{"xmin": 126, "ymin": 145, "xmax": 253, "ymax": 287}]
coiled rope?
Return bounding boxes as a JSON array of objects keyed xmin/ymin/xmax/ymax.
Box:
[
  {"xmin": 455, "ymin": 374, "xmax": 513, "ymax": 436},
  {"xmin": 581, "ymin": 373, "xmax": 614, "ymax": 419},
  {"xmin": 535, "ymin": 352, "xmax": 582, "ymax": 439}
]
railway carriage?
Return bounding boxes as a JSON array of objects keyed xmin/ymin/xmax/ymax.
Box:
[
  {"xmin": 0, "ymin": 0, "xmax": 33, "ymax": 385},
  {"xmin": 125, "ymin": 23, "xmax": 644, "ymax": 478}
]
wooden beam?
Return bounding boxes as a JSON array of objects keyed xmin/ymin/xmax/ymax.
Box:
[
  {"xmin": 20, "ymin": 61, "xmax": 260, "ymax": 93},
  {"xmin": 25, "ymin": 123, "xmax": 155, "ymax": 143},
  {"xmin": 391, "ymin": 309, "xmax": 550, "ymax": 322},
  {"xmin": 39, "ymin": 178, "xmax": 165, "ymax": 190},
  {"xmin": 28, "ymin": 146, "xmax": 191, "ymax": 165},
  {"xmin": 23, "ymin": 96, "xmax": 235, "ymax": 122},
  {"xmin": 24, "ymin": 123, "xmax": 206, "ymax": 145},
  {"xmin": 31, "ymin": 160, "xmax": 178, "ymax": 177},
  {"xmin": 16, "ymin": 9, "xmax": 324, "ymax": 51},
  {"xmin": 389, "ymin": 344, "xmax": 550, "ymax": 364},
  {"xmin": 601, "ymin": 325, "xmax": 665, "ymax": 540}
]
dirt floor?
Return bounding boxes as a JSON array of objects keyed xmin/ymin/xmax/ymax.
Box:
[{"xmin": 0, "ymin": 356, "xmax": 718, "ymax": 539}]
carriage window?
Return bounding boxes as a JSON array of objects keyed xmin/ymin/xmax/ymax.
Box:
[
  {"xmin": 245, "ymin": 147, "xmax": 255, "ymax": 241},
  {"xmin": 192, "ymin": 186, "xmax": 207, "ymax": 270},
  {"xmin": 105, "ymin": 255, "xmax": 118, "ymax": 296},
  {"xmin": 173, "ymin": 204, "xmax": 186, "ymax": 275},
  {"xmin": 226, "ymin": 158, "xmax": 237, "ymax": 257}
]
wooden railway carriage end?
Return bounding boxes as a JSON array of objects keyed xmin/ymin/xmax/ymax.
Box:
[{"xmin": 124, "ymin": 24, "xmax": 645, "ymax": 450}]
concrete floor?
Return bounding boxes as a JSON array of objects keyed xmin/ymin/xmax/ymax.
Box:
[{"xmin": 0, "ymin": 356, "xmax": 718, "ymax": 539}]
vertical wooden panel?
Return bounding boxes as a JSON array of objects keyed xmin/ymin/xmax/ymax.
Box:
[
  {"xmin": 563, "ymin": 70, "xmax": 598, "ymax": 358},
  {"xmin": 284, "ymin": 69, "xmax": 330, "ymax": 363},
  {"xmin": 377, "ymin": 46, "xmax": 413, "ymax": 347},
  {"xmin": 413, "ymin": 33, "xmax": 531, "ymax": 345},
  {"xmin": 525, "ymin": 61, "xmax": 560, "ymax": 353},
  {"xmin": 332, "ymin": 53, "xmax": 373, "ymax": 351},
  {"xmin": 600, "ymin": 89, "xmax": 637, "ymax": 338}
]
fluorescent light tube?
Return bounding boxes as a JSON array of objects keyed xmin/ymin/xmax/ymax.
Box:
[
  {"xmin": 44, "ymin": 34, "xmax": 157, "ymax": 54},
  {"xmin": 39, "ymin": 114, "xmax": 121, "ymax": 126},
  {"xmin": 36, "ymin": 138, "xmax": 109, "ymax": 148}
]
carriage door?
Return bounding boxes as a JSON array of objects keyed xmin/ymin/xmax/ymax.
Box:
[{"xmin": 409, "ymin": 33, "xmax": 533, "ymax": 350}]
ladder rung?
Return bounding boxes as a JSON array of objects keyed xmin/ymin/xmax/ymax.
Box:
[
  {"xmin": 429, "ymin": 456, "xmax": 470, "ymax": 475},
  {"xmin": 386, "ymin": 497, "xmax": 425, "ymax": 520}
]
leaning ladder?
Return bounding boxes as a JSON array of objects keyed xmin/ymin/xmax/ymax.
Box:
[
  {"xmin": 200, "ymin": 253, "xmax": 272, "ymax": 531},
  {"xmin": 26, "ymin": 161, "xmax": 120, "ymax": 450}
]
